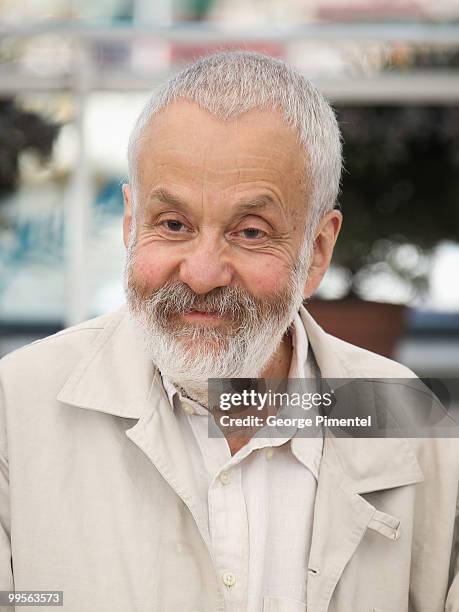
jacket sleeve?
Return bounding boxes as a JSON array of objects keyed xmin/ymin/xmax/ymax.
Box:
[{"xmin": 0, "ymin": 373, "xmax": 13, "ymax": 591}]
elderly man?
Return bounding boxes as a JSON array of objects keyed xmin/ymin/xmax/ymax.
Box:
[{"xmin": 0, "ymin": 51, "xmax": 458, "ymax": 612}]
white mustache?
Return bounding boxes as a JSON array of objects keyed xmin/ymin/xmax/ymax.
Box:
[{"xmin": 142, "ymin": 282, "xmax": 263, "ymax": 323}]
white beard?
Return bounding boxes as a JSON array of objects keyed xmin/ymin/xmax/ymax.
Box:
[{"xmin": 124, "ymin": 245, "xmax": 311, "ymax": 405}]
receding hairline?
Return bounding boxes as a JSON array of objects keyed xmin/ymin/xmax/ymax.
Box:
[
  {"xmin": 131, "ymin": 98, "xmax": 312, "ymax": 205},
  {"xmin": 131, "ymin": 97, "xmax": 306, "ymax": 155}
]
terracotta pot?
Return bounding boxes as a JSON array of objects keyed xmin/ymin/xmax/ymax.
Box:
[{"xmin": 304, "ymin": 298, "xmax": 408, "ymax": 358}]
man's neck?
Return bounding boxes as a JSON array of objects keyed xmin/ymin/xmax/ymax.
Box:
[{"xmin": 260, "ymin": 329, "xmax": 293, "ymax": 380}]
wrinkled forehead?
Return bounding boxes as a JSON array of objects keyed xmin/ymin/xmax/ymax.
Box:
[{"xmin": 134, "ymin": 100, "xmax": 308, "ymax": 200}]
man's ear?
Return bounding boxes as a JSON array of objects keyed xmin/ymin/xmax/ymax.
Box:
[
  {"xmin": 122, "ymin": 183, "xmax": 133, "ymax": 249},
  {"xmin": 303, "ymin": 209, "xmax": 342, "ymax": 299}
]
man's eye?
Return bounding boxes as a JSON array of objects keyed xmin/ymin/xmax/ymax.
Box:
[
  {"xmin": 162, "ymin": 219, "xmax": 187, "ymax": 232},
  {"xmin": 239, "ymin": 227, "xmax": 266, "ymax": 240}
]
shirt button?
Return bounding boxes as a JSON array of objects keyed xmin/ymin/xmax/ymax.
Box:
[
  {"xmin": 182, "ymin": 401, "xmax": 194, "ymax": 415},
  {"xmin": 265, "ymin": 447, "xmax": 274, "ymax": 460},
  {"xmin": 219, "ymin": 471, "xmax": 231, "ymax": 485},
  {"xmin": 222, "ymin": 571, "xmax": 236, "ymax": 587}
]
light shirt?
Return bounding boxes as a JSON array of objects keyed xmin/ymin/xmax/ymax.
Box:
[{"xmin": 161, "ymin": 312, "xmax": 323, "ymax": 611}]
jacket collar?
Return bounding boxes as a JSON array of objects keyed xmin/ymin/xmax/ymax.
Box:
[
  {"xmin": 57, "ymin": 302, "xmax": 341, "ymax": 419},
  {"xmin": 297, "ymin": 305, "xmax": 424, "ymax": 494},
  {"xmin": 57, "ymin": 303, "xmax": 424, "ymax": 493},
  {"xmin": 57, "ymin": 305, "xmax": 155, "ymax": 419}
]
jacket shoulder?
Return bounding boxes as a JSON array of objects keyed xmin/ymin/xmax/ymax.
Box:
[
  {"xmin": 300, "ymin": 304, "xmax": 416, "ymax": 379},
  {"xmin": 0, "ymin": 306, "xmax": 126, "ymax": 378},
  {"xmin": 324, "ymin": 332, "xmax": 417, "ymax": 379}
]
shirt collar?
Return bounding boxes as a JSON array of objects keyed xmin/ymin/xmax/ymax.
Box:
[
  {"xmin": 160, "ymin": 376, "xmax": 209, "ymax": 415},
  {"xmin": 288, "ymin": 310, "xmax": 309, "ymax": 379}
]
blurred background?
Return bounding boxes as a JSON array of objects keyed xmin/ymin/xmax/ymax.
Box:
[{"xmin": 0, "ymin": 0, "xmax": 458, "ymax": 378}]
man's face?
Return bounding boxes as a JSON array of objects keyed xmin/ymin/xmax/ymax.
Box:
[{"xmin": 123, "ymin": 101, "xmax": 317, "ymax": 393}]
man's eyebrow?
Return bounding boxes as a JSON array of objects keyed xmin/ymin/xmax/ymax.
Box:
[
  {"xmin": 233, "ymin": 194, "xmax": 284, "ymax": 214},
  {"xmin": 148, "ymin": 188, "xmax": 284, "ymax": 216},
  {"xmin": 148, "ymin": 188, "xmax": 189, "ymax": 210}
]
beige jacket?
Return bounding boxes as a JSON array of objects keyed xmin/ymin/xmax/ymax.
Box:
[{"xmin": 0, "ymin": 305, "xmax": 458, "ymax": 612}]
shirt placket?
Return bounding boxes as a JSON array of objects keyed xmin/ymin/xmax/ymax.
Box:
[{"xmin": 208, "ymin": 457, "xmax": 249, "ymax": 611}]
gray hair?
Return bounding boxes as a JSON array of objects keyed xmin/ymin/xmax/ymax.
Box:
[{"xmin": 127, "ymin": 50, "xmax": 342, "ymax": 244}]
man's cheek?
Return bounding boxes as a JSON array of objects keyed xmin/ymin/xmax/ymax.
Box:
[
  {"xmin": 237, "ymin": 258, "xmax": 290, "ymax": 297},
  {"xmin": 131, "ymin": 250, "xmax": 176, "ymax": 291}
]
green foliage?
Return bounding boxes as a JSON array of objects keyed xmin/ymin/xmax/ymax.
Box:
[{"xmin": 333, "ymin": 105, "xmax": 459, "ymax": 295}]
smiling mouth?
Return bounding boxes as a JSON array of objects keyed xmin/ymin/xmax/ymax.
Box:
[
  {"xmin": 182, "ymin": 310, "xmax": 223, "ymax": 320},
  {"xmin": 179, "ymin": 310, "xmax": 234, "ymax": 327}
]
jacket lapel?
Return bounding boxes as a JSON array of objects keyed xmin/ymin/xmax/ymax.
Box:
[
  {"xmin": 299, "ymin": 305, "xmax": 425, "ymax": 611},
  {"xmin": 124, "ymin": 371, "xmax": 213, "ymax": 552},
  {"xmin": 306, "ymin": 435, "xmax": 375, "ymax": 612},
  {"xmin": 57, "ymin": 306, "xmax": 212, "ymax": 554},
  {"xmin": 305, "ymin": 431, "xmax": 424, "ymax": 612}
]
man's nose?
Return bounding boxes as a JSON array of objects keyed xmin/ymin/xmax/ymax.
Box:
[{"xmin": 177, "ymin": 233, "xmax": 233, "ymax": 294}]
